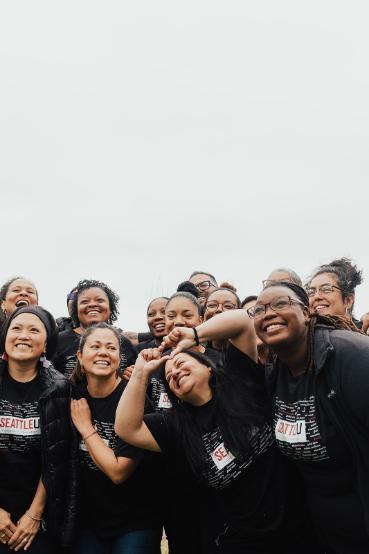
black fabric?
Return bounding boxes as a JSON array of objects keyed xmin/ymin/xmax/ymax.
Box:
[
  {"xmin": 138, "ymin": 332, "xmax": 153, "ymax": 343},
  {"xmin": 144, "ymin": 344, "xmax": 296, "ymax": 552},
  {"xmin": 56, "ymin": 316, "xmax": 74, "ymax": 333},
  {"xmin": 135, "ymin": 337, "xmax": 158, "ymax": 355},
  {"xmin": 0, "ymin": 371, "xmax": 43, "ymax": 520},
  {"xmin": 269, "ymin": 325, "xmax": 369, "ymax": 554},
  {"xmin": 0, "ymin": 361, "xmax": 77, "ymax": 547},
  {"xmin": 74, "ymin": 380, "xmax": 162, "ymax": 539},
  {"xmin": 54, "ymin": 328, "xmax": 136, "ymax": 378}
]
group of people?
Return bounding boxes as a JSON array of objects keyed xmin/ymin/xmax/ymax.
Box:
[{"xmin": 0, "ymin": 258, "xmax": 369, "ymax": 554}]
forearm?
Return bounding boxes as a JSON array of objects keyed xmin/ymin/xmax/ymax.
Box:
[
  {"xmin": 115, "ymin": 367, "xmax": 149, "ymax": 441},
  {"xmin": 84, "ymin": 434, "xmax": 136, "ymax": 484},
  {"xmin": 28, "ymin": 478, "xmax": 46, "ymax": 518},
  {"xmin": 196, "ymin": 310, "xmax": 250, "ymax": 341}
]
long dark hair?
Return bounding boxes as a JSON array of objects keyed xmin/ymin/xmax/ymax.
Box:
[{"xmin": 160, "ymin": 349, "xmax": 269, "ymax": 473}]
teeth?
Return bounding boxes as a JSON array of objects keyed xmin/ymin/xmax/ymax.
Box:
[
  {"xmin": 87, "ymin": 311, "xmax": 99, "ymax": 316},
  {"xmin": 178, "ymin": 375, "xmax": 188, "ymax": 386},
  {"xmin": 95, "ymin": 361, "xmax": 109, "ymax": 366},
  {"xmin": 16, "ymin": 300, "xmax": 28, "ymax": 307},
  {"xmin": 315, "ymin": 305, "xmax": 328, "ymax": 310},
  {"xmin": 154, "ymin": 324, "xmax": 165, "ymax": 330},
  {"xmin": 266, "ymin": 324, "xmax": 285, "ymax": 332},
  {"xmin": 16, "ymin": 344, "xmax": 31, "ymax": 349}
]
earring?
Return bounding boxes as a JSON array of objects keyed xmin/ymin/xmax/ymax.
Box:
[
  {"xmin": 40, "ymin": 355, "xmax": 51, "ymax": 369},
  {"xmin": 1, "ymin": 352, "xmax": 8, "ymax": 361}
]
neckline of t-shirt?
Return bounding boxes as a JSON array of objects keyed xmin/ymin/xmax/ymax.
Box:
[
  {"xmin": 5, "ymin": 368, "xmax": 40, "ymax": 386},
  {"xmin": 86, "ymin": 378, "xmax": 124, "ymax": 401}
]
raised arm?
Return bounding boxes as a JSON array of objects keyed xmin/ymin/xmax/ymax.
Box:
[
  {"xmin": 162, "ymin": 309, "xmax": 257, "ymax": 361},
  {"xmin": 114, "ymin": 350, "xmax": 169, "ymax": 452}
]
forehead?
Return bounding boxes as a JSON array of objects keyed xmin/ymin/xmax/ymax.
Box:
[
  {"xmin": 148, "ymin": 298, "xmax": 167, "ymax": 312},
  {"xmin": 243, "ymin": 299, "xmax": 257, "ymax": 311},
  {"xmin": 78, "ymin": 287, "xmax": 109, "ymax": 301},
  {"xmin": 10, "ymin": 312, "xmax": 45, "ymax": 329},
  {"xmin": 208, "ymin": 289, "xmax": 235, "ymax": 303},
  {"xmin": 310, "ymin": 272, "xmax": 338, "ymax": 287},
  {"xmin": 257, "ymin": 285, "xmax": 296, "ymax": 303},
  {"xmin": 266, "ymin": 271, "xmax": 291, "ymax": 282},
  {"xmin": 166, "ymin": 297, "xmax": 196, "ymax": 312},
  {"xmin": 189, "ymin": 274, "xmax": 212, "ymax": 285},
  {"xmin": 165, "ymin": 353, "xmax": 192, "ymax": 373},
  {"xmin": 8, "ymin": 279, "xmax": 36, "ymax": 291},
  {"xmin": 85, "ymin": 328, "xmax": 119, "ymax": 345}
]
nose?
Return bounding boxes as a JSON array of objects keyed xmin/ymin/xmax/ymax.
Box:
[
  {"xmin": 97, "ymin": 347, "xmax": 108, "ymax": 356},
  {"xmin": 173, "ymin": 316, "xmax": 185, "ymax": 327},
  {"xmin": 263, "ymin": 304, "xmax": 277, "ymax": 319},
  {"xmin": 214, "ymin": 305, "xmax": 224, "ymax": 314}
]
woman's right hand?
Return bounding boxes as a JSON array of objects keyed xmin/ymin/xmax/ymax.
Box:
[
  {"xmin": 0, "ymin": 508, "xmax": 16, "ymax": 545},
  {"xmin": 159, "ymin": 327, "xmax": 196, "ymax": 356},
  {"xmin": 134, "ymin": 349, "xmax": 169, "ymax": 376}
]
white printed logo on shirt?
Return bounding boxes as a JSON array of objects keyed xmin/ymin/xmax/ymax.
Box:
[
  {"xmin": 0, "ymin": 416, "xmax": 41, "ymax": 436},
  {"xmin": 158, "ymin": 392, "xmax": 172, "ymax": 409},
  {"xmin": 275, "ymin": 418, "xmax": 306, "ymax": 444},
  {"xmin": 211, "ymin": 442, "xmax": 235, "ymax": 470}
]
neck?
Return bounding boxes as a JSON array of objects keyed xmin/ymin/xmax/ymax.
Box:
[
  {"xmin": 74, "ymin": 326, "xmax": 85, "ymax": 335},
  {"xmin": 87, "ymin": 375, "xmax": 120, "ymax": 398},
  {"xmin": 7, "ymin": 360, "xmax": 38, "ymax": 382},
  {"xmin": 187, "ymin": 388, "xmax": 212, "ymax": 407},
  {"xmin": 272, "ymin": 332, "xmax": 310, "ymax": 377}
]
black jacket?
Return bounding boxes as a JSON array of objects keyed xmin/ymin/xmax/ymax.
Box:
[
  {"xmin": 0, "ymin": 362, "xmax": 78, "ymax": 546},
  {"xmin": 267, "ymin": 325, "xmax": 369, "ymax": 535}
]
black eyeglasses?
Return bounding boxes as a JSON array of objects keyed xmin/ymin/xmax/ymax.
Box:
[
  {"xmin": 247, "ymin": 295, "xmax": 305, "ymax": 319},
  {"xmin": 206, "ymin": 301, "xmax": 237, "ymax": 311},
  {"xmin": 306, "ymin": 284, "xmax": 342, "ymax": 298},
  {"xmin": 195, "ymin": 280, "xmax": 214, "ymax": 292}
]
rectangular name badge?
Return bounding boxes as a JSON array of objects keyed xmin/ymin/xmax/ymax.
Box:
[
  {"xmin": 158, "ymin": 392, "xmax": 172, "ymax": 409},
  {"xmin": 211, "ymin": 442, "xmax": 235, "ymax": 470},
  {"xmin": 0, "ymin": 416, "xmax": 41, "ymax": 436},
  {"xmin": 275, "ymin": 419, "xmax": 306, "ymax": 444}
]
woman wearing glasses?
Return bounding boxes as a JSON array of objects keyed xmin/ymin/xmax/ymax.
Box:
[
  {"xmin": 115, "ymin": 309, "xmax": 319, "ymax": 554},
  {"xmin": 248, "ymin": 281, "xmax": 369, "ymax": 553},
  {"xmin": 306, "ymin": 258, "xmax": 363, "ymax": 323},
  {"xmin": 188, "ymin": 271, "xmax": 218, "ymax": 306},
  {"xmin": 203, "ymin": 288, "xmax": 241, "ymax": 355}
]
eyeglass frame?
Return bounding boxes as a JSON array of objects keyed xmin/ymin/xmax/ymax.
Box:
[
  {"xmin": 305, "ymin": 284, "xmax": 343, "ymax": 298},
  {"xmin": 205, "ymin": 300, "xmax": 237, "ymax": 311},
  {"xmin": 247, "ymin": 295, "xmax": 305, "ymax": 319},
  {"xmin": 194, "ymin": 280, "xmax": 215, "ymax": 292}
]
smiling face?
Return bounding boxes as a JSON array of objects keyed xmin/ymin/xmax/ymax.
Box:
[
  {"xmin": 204, "ymin": 289, "xmax": 238, "ymax": 321},
  {"xmin": 1, "ymin": 279, "xmax": 38, "ymax": 316},
  {"xmin": 165, "ymin": 297, "xmax": 202, "ymax": 333},
  {"xmin": 77, "ymin": 287, "xmax": 111, "ymax": 329},
  {"xmin": 164, "ymin": 352, "xmax": 212, "ymax": 403},
  {"xmin": 253, "ymin": 286, "xmax": 308, "ymax": 351},
  {"xmin": 189, "ymin": 273, "xmax": 217, "ymax": 306},
  {"xmin": 77, "ymin": 328, "xmax": 120, "ymax": 379},
  {"xmin": 308, "ymin": 272, "xmax": 352, "ymax": 317},
  {"xmin": 147, "ymin": 298, "xmax": 167, "ymax": 338},
  {"xmin": 5, "ymin": 313, "xmax": 47, "ymax": 365}
]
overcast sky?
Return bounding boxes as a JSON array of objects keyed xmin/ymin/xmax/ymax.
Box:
[{"xmin": 1, "ymin": 0, "xmax": 368, "ymax": 330}]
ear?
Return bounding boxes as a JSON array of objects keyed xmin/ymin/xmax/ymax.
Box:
[
  {"xmin": 344, "ymin": 293, "xmax": 354, "ymax": 313},
  {"xmin": 76, "ymin": 350, "xmax": 83, "ymax": 365},
  {"xmin": 199, "ymin": 315, "xmax": 204, "ymax": 324},
  {"xmin": 1, "ymin": 300, "xmax": 7, "ymax": 314}
]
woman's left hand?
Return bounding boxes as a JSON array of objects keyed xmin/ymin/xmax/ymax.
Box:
[
  {"xmin": 71, "ymin": 398, "xmax": 95, "ymax": 437},
  {"xmin": 7, "ymin": 513, "xmax": 40, "ymax": 552}
]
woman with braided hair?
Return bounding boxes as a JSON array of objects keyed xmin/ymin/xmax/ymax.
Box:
[{"xmin": 249, "ymin": 281, "xmax": 369, "ymax": 553}]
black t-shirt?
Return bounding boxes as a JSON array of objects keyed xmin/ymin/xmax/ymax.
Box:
[
  {"xmin": 274, "ymin": 365, "xmax": 369, "ymax": 553},
  {"xmin": 54, "ymin": 328, "xmax": 136, "ymax": 378},
  {"xmin": 75, "ymin": 380, "xmax": 161, "ymax": 538},
  {"xmin": 144, "ymin": 345, "xmax": 288, "ymax": 550},
  {"xmin": 0, "ymin": 371, "xmax": 43, "ymax": 520}
]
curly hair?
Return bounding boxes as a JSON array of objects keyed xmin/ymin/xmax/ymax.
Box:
[{"xmin": 71, "ymin": 279, "xmax": 119, "ymax": 326}]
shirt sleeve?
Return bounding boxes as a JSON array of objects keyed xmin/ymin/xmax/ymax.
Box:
[{"xmin": 144, "ymin": 412, "xmax": 176, "ymax": 455}]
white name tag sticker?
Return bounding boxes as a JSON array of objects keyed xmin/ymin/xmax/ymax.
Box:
[
  {"xmin": 158, "ymin": 392, "xmax": 172, "ymax": 409},
  {"xmin": 211, "ymin": 442, "xmax": 235, "ymax": 470},
  {"xmin": 275, "ymin": 419, "xmax": 306, "ymax": 443},
  {"xmin": 0, "ymin": 416, "xmax": 41, "ymax": 436}
]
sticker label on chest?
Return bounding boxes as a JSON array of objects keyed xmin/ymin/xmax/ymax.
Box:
[
  {"xmin": 275, "ymin": 418, "xmax": 306, "ymax": 443},
  {"xmin": 158, "ymin": 392, "xmax": 172, "ymax": 409},
  {"xmin": 0, "ymin": 416, "xmax": 41, "ymax": 436},
  {"xmin": 211, "ymin": 442, "xmax": 235, "ymax": 470}
]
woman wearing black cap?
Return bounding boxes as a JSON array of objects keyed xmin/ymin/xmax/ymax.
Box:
[
  {"xmin": 249, "ymin": 281, "xmax": 369, "ymax": 553},
  {"xmin": 0, "ymin": 306, "xmax": 76, "ymax": 553}
]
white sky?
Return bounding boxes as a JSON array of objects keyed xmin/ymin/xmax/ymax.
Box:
[{"xmin": 1, "ymin": 0, "xmax": 368, "ymax": 330}]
